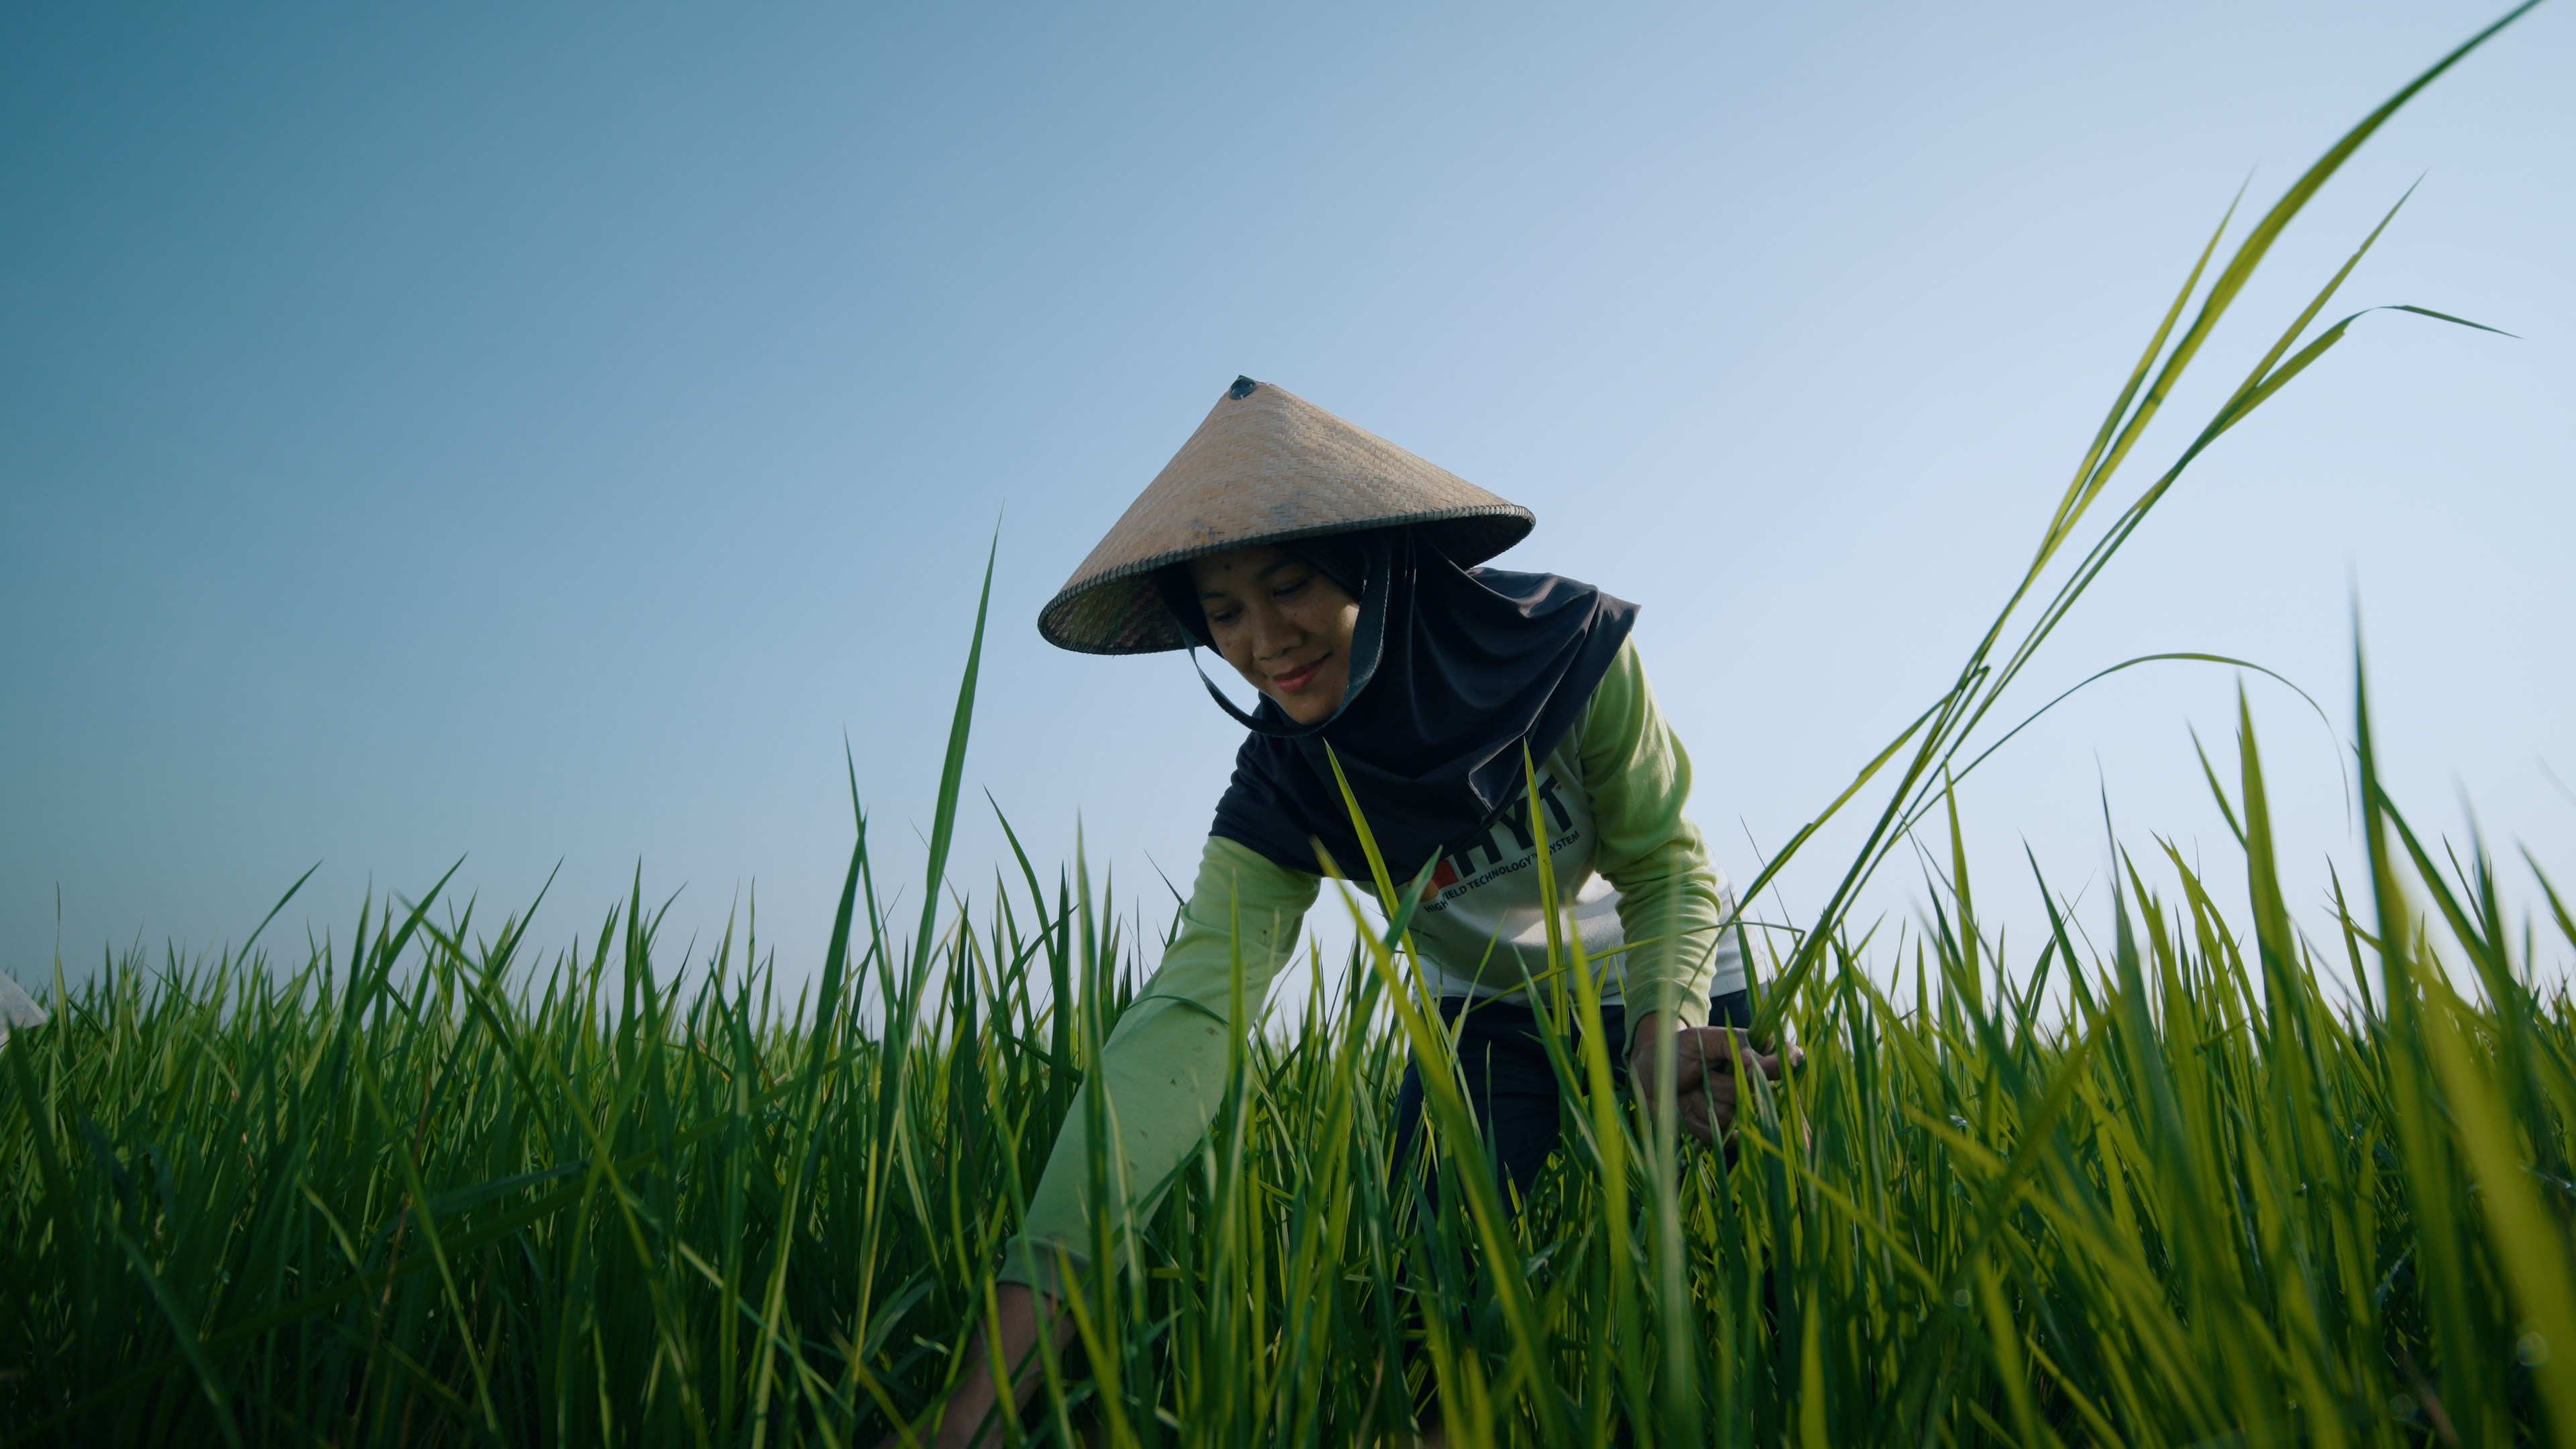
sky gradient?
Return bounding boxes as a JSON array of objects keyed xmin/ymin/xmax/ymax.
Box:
[{"xmin": 5, "ymin": 1, "xmax": 2570, "ymax": 1000}]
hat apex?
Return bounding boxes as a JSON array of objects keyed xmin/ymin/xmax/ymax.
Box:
[{"xmin": 1038, "ymin": 378, "xmax": 1533, "ymax": 654}]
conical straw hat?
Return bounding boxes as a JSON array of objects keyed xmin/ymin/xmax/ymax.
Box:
[{"xmin": 1038, "ymin": 377, "xmax": 1534, "ymax": 653}]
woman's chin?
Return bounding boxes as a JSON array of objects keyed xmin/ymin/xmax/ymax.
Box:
[{"xmin": 1274, "ymin": 692, "xmax": 1338, "ymax": 726}]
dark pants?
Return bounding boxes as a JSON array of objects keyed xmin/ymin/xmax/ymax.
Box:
[
  {"xmin": 1382, "ymin": 989, "xmax": 1756, "ymax": 1423},
  {"xmin": 1390, "ymin": 989, "xmax": 1753, "ymax": 1211}
]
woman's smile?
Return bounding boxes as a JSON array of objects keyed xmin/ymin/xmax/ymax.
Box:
[{"xmin": 1267, "ymin": 654, "xmax": 1329, "ymax": 692}]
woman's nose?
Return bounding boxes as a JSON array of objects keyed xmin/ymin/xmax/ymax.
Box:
[{"xmin": 1250, "ymin": 606, "xmax": 1301, "ymax": 658}]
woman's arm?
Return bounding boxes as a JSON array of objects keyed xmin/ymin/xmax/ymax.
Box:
[
  {"xmin": 1576, "ymin": 639, "xmax": 1732, "ymax": 1032},
  {"xmin": 1574, "ymin": 641, "xmax": 1794, "ymax": 1141},
  {"xmin": 918, "ymin": 838, "xmax": 1313, "ymax": 1444},
  {"xmin": 995, "ymin": 836, "xmax": 1317, "ymax": 1297},
  {"xmin": 909, "ymin": 1283, "xmax": 1072, "ymax": 1449}
]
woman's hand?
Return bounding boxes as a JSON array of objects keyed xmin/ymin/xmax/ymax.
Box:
[{"xmin": 1625, "ymin": 1014, "xmax": 1801, "ymax": 1144}]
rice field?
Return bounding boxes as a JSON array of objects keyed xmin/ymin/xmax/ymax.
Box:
[
  {"xmin": 4, "ymin": 676, "xmax": 2571, "ymax": 1448},
  {"xmin": 4, "ymin": 10, "xmax": 2569, "ymax": 1446}
]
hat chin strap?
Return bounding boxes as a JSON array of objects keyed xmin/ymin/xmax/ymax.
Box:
[{"xmin": 1187, "ymin": 532, "xmax": 1394, "ymax": 739}]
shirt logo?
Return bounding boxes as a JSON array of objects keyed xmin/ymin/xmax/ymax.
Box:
[{"xmin": 1421, "ymin": 769, "xmax": 1580, "ymax": 908}]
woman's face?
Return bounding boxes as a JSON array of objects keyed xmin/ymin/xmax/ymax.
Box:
[{"xmin": 1187, "ymin": 545, "xmax": 1360, "ymax": 725}]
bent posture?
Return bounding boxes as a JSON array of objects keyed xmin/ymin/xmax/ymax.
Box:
[{"xmin": 925, "ymin": 377, "xmax": 1788, "ymax": 1447}]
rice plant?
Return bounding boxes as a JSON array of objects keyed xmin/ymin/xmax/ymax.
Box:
[
  {"xmin": 5, "ymin": 663, "xmax": 2570, "ymax": 1447},
  {"xmin": 4, "ymin": 8, "xmax": 2568, "ymax": 1445}
]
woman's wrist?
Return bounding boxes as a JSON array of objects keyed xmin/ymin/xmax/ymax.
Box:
[{"xmin": 1625, "ymin": 1011, "xmax": 1669, "ymax": 1071}]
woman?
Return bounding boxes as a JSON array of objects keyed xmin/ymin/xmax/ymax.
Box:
[{"xmin": 925, "ymin": 377, "xmax": 1788, "ymax": 1447}]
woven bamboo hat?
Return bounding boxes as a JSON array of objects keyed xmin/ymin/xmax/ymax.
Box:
[{"xmin": 1038, "ymin": 377, "xmax": 1535, "ymax": 654}]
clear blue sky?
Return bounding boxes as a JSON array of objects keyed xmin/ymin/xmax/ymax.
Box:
[{"xmin": 5, "ymin": 1, "xmax": 2569, "ymax": 998}]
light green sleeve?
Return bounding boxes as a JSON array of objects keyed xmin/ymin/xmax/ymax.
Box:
[
  {"xmin": 1000, "ymin": 835, "xmax": 1318, "ymax": 1297},
  {"xmin": 1578, "ymin": 637, "xmax": 1728, "ymax": 1031}
]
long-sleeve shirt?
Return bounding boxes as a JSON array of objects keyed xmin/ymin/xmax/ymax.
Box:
[{"xmin": 1000, "ymin": 638, "xmax": 1735, "ymax": 1294}]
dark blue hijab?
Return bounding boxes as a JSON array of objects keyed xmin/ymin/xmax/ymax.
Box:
[{"xmin": 1155, "ymin": 527, "xmax": 1637, "ymax": 883}]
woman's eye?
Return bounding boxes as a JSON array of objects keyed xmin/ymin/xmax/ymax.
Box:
[
  {"xmin": 1208, "ymin": 607, "xmax": 1240, "ymax": 625},
  {"xmin": 1274, "ymin": 576, "xmax": 1309, "ymax": 598}
]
